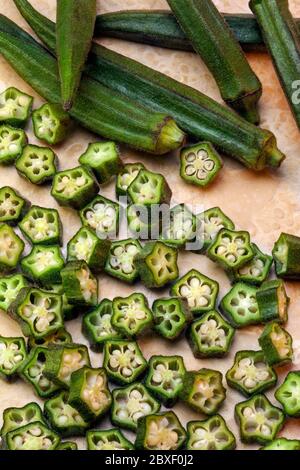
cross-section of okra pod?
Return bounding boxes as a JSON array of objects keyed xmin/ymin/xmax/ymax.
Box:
[
  {"xmin": 112, "ymin": 293, "xmax": 153, "ymax": 337},
  {"xmin": 3, "ymin": 422, "xmax": 61, "ymax": 450},
  {"xmin": 86, "ymin": 429, "xmax": 134, "ymax": 450},
  {"xmin": 180, "ymin": 142, "xmax": 223, "ymax": 187},
  {"xmin": 57, "ymin": 441, "xmax": 78, "ymax": 450},
  {"xmin": 103, "ymin": 340, "xmax": 147, "ymax": 385},
  {"xmin": 259, "ymin": 322, "xmax": 293, "ymax": 366},
  {"xmin": 0, "ymin": 125, "xmax": 27, "ymax": 165},
  {"xmin": 126, "ymin": 204, "xmax": 160, "ymax": 240},
  {"xmin": 27, "ymin": 328, "xmax": 72, "ymax": 351},
  {"xmin": 152, "ymin": 297, "xmax": 192, "ymax": 340},
  {"xmin": 16, "ymin": 144, "xmax": 58, "ymax": 185},
  {"xmin": 1, "ymin": 402, "xmax": 45, "ymax": 437},
  {"xmin": 128, "ymin": 169, "xmax": 172, "ymax": 206},
  {"xmin": 261, "ymin": 438, "xmax": 300, "ymax": 451},
  {"xmin": 61, "ymin": 261, "xmax": 98, "ymax": 307},
  {"xmin": 135, "ymin": 411, "xmax": 186, "ymax": 450},
  {"xmin": 116, "ymin": 162, "xmax": 145, "ymax": 197},
  {"xmin": 0, "ymin": 336, "xmax": 26, "ymax": 380},
  {"xmin": 21, "ymin": 245, "xmax": 65, "ymax": 286},
  {"xmin": 32, "ymin": 103, "xmax": 73, "ymax": 145},
  {"xmin": 19, "ymin": 205, "xmax": 62, "ymax": 246},
  {"xmin": 194, "ymin": 207, "xmax": 235, "ymax": 253},
  {"xmin": 0, "ymin": 273, "xmax": 28, "ymax": 312},
  {"xmin": 80, "ymin": 195, "xmax": 120, "ymax": 239},
  {"xmin": 207, "ymin": 228, "xmax": 254, "ymax": 270},
  {"xmin": 272, "ymin": 232, "xmax": 300, "ymax": 279},
  {"xmin": 230, "ymin": 243, "xmax": 273, "ymax": 286},
  {"xmin": 275, "ymin": 371, "xmax": 300, "ymax": 417},
  {"xmin": 220, "ymin": 282, "xmax": 260, "ymax": 328},
  {"xmin": 0, "ymin": 186, "xmax": 29, "ymax": 225},
  {"xmin": 45, "ymin": 284, "xmax": 76, "ymax": 321},
  {"xmin": 186, "ymin": 415, "xmax": 236, "ymax": 451},
  {"xmin": 79, "ymin": 141, "xmax": 123, "ymax": 184},
  {"xmin": 105, "ymin": 238, "xmax": 141, "ymax": 283},
  {"xmin": 44, "ymin": 391, "xmax": 88, "ymax": 437},
  {"xmin": 160, "ymin": 204, "xmax": 196, "ymax": 248},
  {"xmin": 0, "ymin": 87, "xmax": 33, "ymax": 128},
  {"xmin": 0, "ymin": 224, "xmax": 24, "ymax": 272},
  {"xmin": 256, "ymin": 279, "xmax": 289, "ymax": 324}
]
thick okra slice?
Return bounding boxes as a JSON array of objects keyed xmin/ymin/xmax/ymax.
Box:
[
  {"xmin": 105, "ymin": 238, "xmax": 141, "ymax": 283},
  {"xmin": 135, "ymin": 241, "xmax": 179, "ymax": 288},
  {"xmin": 135, "ymin": 411, "xmax": 186, "ymax": 450},
  {"xmin": 61, "ymin": 261, "xmax": 98, "ymax": 307},
  {"xmin": 179, "ymin": 369, "xmax": 226, "ymax": 415},
  {"xmin": 145, "ymin": 355, "xmax": 186, "ymax": 407},
  {"xmin": 21, "ymin": 245, "xmax": 65, "ymax": 286},
  {"xmin": 111, "ymin": 383, "xmax": 160, "ymax": 431},
  {"xmin": 194, "ymin": 207, "xmax": 235, "ymax": 253},
  {"xmin": 4, "ymin": 422, "xmax": 60, "ymax": 450},
  {"xmin": 272, "ymin": 232, "xmax": 300, "ymax": 279},
  {"xmin": 275, "ymin": 371, "xmax": 300, "ymax": 417},
  {"xmin": 161, "ymin": 204, "xmax": 196, "ymax": 248},
  {"xmin": 128, "ymin": 169, "xmax": 172, "ymax": 206},
  {"xmin": 57, "ymin": 441, "xmax": 78, "ymax": 450},
  {"xmin": 16, "ymin": 145, "xmax": 57, "ymax": 185},
  {"xmin": 80, "ymin": 195, "xmax": 120, "ymax": 240},
  {"xmin": 112, "ymin": 293, "xmax": 153, "ymax": 337},
  {"xmin": 259, "ymin": 322, "xmax": 293, "ymax": 366},
  {"xmin": 188, "ymin": 310, "xmax": 235, "ymax": 358},
  {"xmin": 79, "ymin": 141, "xmax": 123, "ymax": 184},
  {"xmin": 87, "ymin": 429, "xmax": 134, "ymax": 450},
  {"xmin": 152, "ymin": 297, "xmax": 192, "ymax": 340},
  {"xmin": 116, "ymin": 162, "xmax": 145, "ymax": 197},
  {"xmin": 171, "ymin": 269, "xmax": 219, "ymax": 315},
  {"xmin": 220, "ymin": 282, "xmax": 260, "ymax": 328},
  {"xmin": 51, "ymin": 166, "xmax": 99, "ymax": 210},
  {"xmin": 0, "ymin": 186, "xmax": 28, "ymax": 225},
  {"xmin": 231, "ymin": 243, "xmax": 272, "ymax": 286},
  {"xmin": 0, "ymin": 126, "xmax": 27, "ymax": 165},
  {"xmin": 256, "ymin": 279, "xmax": 289, "ymax": 324},
  {"xmin": 186, "ymin": 415, "xmax": 236, "ymax": 451},
  {"xmin": 68, "ymin": 366, "xmax": 111, "ymax": 422},
  {"xmin": 261, "ymin": 438, "xmax": 300, "ymax": 450},
  {"xmin": 32, "ymin": 103, "xmax": 73, "ymax": 145},
  {"xmin": 0, "ymin": 274, "xmax": 28, "ymax": 312},
  {"xmin": 235, "ymin": 394, "xmax": 284, "ymax": 444},
  {"xmin": 0, "ymin": 336, "xmax": 26, "ymax": 379},
  {"xmin": 207, "ymin": 229, "xmax": 254, "ymax": 270},
  {"xmin": 0, "ymin": 224, "xmax": 24, "ymax": 271},
  {"xmin": 44, "ymin": 391, "xmax": 88, "ymax": 437},
  {"xmin": 1, "ymin": 402, "xmax": 44, "ymax": 437},
  {"xmin": 45, "ymin": 284, "xmax": 76, "ymax": 321},
  {"xmin": 27, "ymin": 328, "xmax": 72, "ymax": 351},
  {"xmin": 180, "ymin": 142, "xmax": 222, "ymax": 187},
  {"xmin": 226, "ymin": 350, "xmax": 277, "ymax": 397},
  {"xmin": 0, "ymin": 87, "xmax": 33, "ymax": 127},
  {"xmin": 126, "ymin": 204, "xmax": 160, "ymax": 240},
  {"xmin": 19, "ymin": 206, "xmax": 62, "ymax": 245},
  {"xmin": 103, "ymin": 340, "xmax": 147, "ymax": 385},
  {"xmin": 67, "ymin": 227, "xmax": 111, "ymax": 273}
]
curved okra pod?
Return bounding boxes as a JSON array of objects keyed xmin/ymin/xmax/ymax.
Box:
[
  {"xmin": 61, "ymin": 261, "xmax": 98, "ymax": 307},
  {"xmin": 3, "ymin": 421, "xmax": 61, "ymax": 450},
  {"xmin": 256, "ymin": 279, "xmax": 289, "ymax": 324},
  {"xmin": 0, "ymin": 186, "xmax": 29, "ymax": 225},
  {"xmin": 0, "ymin": 274, "xmax": 28, "ymax": 312},
  {"xmin": 79, "ymin": 142, "xmax": 123, "ymax": 184},
  {"xmin": 103, "ymin": 340, "xmax": 147, "ymax": 385},
  {"xmin": 27, "ymin": 327, "xmax": 72, "ymax": 351},
  {"xmin": 32, "ymin": 103, "xmax": 73, "ymax": 145},
  {"xmin": 128, "ymin": 169, "xmax": 172, "ymax": 207},
  {"xmin": 160, "ymin": 204, "xmax": 196, "ymax": 248},
  {"xmin": 1, "ymin": 402, "xmax": 45, "ymax": 437},
  {"xmin": 230, "ymin": 243, "xmax": 273, "ymax": 286},
  {"xmin": 0, "ymin": 125, "xmax": 27, "ymax": 165},
  {"xmin": 186, "ymin": 415, "xmax": 236, "ymax": 451},
  {"xmin": 112, "ymin": 293, "xmax": 153, "ymax": 338},
  {"xmin": 21, "ymin": 245, "xmax": 65, "ymax": 286},
  {"xmin": 261, "ymin": 438, "xmax": 300, "ymax": 450},
  {"xmin": 152, "ymin": 297, "xmax": 192, "ymax": 340},
  {"xmin": 19, "ymin": 206, "xmax": 62, "ymax": 245},
  {"xmin": 258, "ymin": 322, "xmax": 293, "ymax": 366},
  {"xmin": 0, "ymin": 336, "xmax": 26, "ymax": 380},
  {"xmin": 16, "ymin": 145, "xmax": 57, "ymax": 185},
  {"xmin": 86, "ymin": 429, "xmax": 134, "ymax": 450},
  {"xmin": 272, "ymin": 232, "xmax": 300, "ymax": 279},
  {"xmin": 116, "ymin": 162, "xmax": 145, "ymax": 197},
  {"xmin": 275, "ymin": 371, "xmax": 300, "ymax": 417},
  {"xmin": 0, "ymin": 86, "xmax": 33, "ymax": 127},
  {"xmin": 194, "ymin": 207, "xmax": 235, "ymax": 253},
  {"xmin": 105, "ymin": 238, "xmax": 141, "ymax": 283},
  {"xmin": 180, "ymin": 142, "xmax": 223, "ymax": 187},
  {"xmin": 220, "ymin": 282, "xmax": 260, "ymax": 328},
  {"xmin": 135, "ymin": 411, "xmax": 186, "ymax": 450},
  {"xmin": 44, "ymin": 391, "xmax": 88, "ymax": 437},
  {"xmin": 0, "ymin": 224, "xmax": 24, "ymax": 272},
  {"xmin": 67, "ymin": 227, "xmax": 111, "ymax": 273},
  {"xmin": 80, "ymin": 195, "xmax": 120, "ymax": 239},
  {"xmin": 207, "ymin": 228, "xmax": 254, "ymax": 271}
]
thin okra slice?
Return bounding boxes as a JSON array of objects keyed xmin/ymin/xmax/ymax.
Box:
[
  {"xmin": 32, "ymin": 103, "xmax": 73, "ymax": 145},
  {"xmin": 180, "ymin": 142, "xmax": 223, "ymax": 187},
  {"xmin": 103, "ymin": 340, "xmax": 147, "ymax": 385},
  {"xmin": 3, "ymin": 422, "xmax": 60, "ymax": 450},
  {"xmin": 87, "ymin": 429, "xmax": 134, "ymax": 450},
  {"xmin": 194, "ymin": 207, "xmax": 235, "ymax": 253},
  {"xmin": 160, "ymin": 204, "xmax": 196, "ymax": 248},
  {"xmin": 0, "ymin": 274, "xmax": 29, "ymax": 312},
  {"xmin": 67, "ymin": 227, "xmax": 111, "ymax": 273},
  {"xmin": 272, "ymin": 232, "xmax": 300, "ymax": 279},
  {"xmin": 61, "ymin": 261, "xmax": 98, "ymax": 307},
  {"xmin": 79, "ymin": 141, "xmax": 123, "ymax": 184},
  {"xmin": 51, "ymin": 166, "xmax": 99, "ymax": 210},
  {"xmin": 0, "ymin": 336, "xmax": 26, "ymax": 380},
  {"xmin": 0, "ymin": 87, "xmax": 33, "ymax": 127},
  {"xmin": 145, "ymin": 355, "xmax": 186, "ymax": 407},
  {"xmin": 186, "ymin": 415, "xmax": 236, "ymax": 451},
  {"xmin": 16, "ymin": 145, "xmax": 58, "ymax": 185},
  {"xmin": 256, "ymin": 279, "xmax": 290, "ymax": 324},
  {"xmin": 19, "ymin": 206, "xmax": 62, "ymax": 246},
  {"xmin": 0, "ymin": 224, "xmax": 24, "ymax": 272},
  {"xmin": 171, "ymin": 269, "xmax": 219, "ymax": 316},
  {"xmin": 235, "ymin": 394, "xmax": 285, "ymax": 445},
  {"xmin": 1, "ymin": 402, "xmax": 45, "ymax": 437},
  {"xmin": 275, "ymin": 371, "xmax": 300, "ymax": 417},
  {"xmin": 126, "ymin": 204, "xmax": 160, "ymax": 240},
  {"xmin": 80, "ymin": 195, "xmax": 120, "ymax": 239},
  {"xmin": 135, "ymin": 411, "xmax": 186, "ymax": 451},
  {"xmin": 261, "ymin": 438, "xmax": 300, "ymax": 450},
  {"xmin": 45, "ymin": 284, "xmax": 76, "ymax": 321},
  {"xmin": 0, "ymin": 125, "xmax": 27, "ymax": 165},
  {"xmin": 105, "ymin": 238, "xmax": 141, "ymax": 283},
  {"xmin": 226, "ymin": 350, "xmax": 277, "ymax": 397},
  {"xmin": 44, "ymin": 391, "xmax": 88, "ymax": 437},
  {"xmin": 0, "ymin": 186, "xmax": 28, "ymax": 225},
  {"xmin": 128, "ymin": 169, "xmax": 172, "ymax": 206},
  {"xmin": 152, "ymin": 297, "xmax": 192, "ymax": 340},
  {"xmin": 207, "ymin": 228, "xmax": 254, "ymax": 270},
  {"xmin": 230, "ymin": 243, "xmax": 273, "ymax": 286},
  {"xmin": 116, "ymin": 162, "xmax": 145, "ymax": 197},
  {"xmin": 21, "ymin": 245, "xmax": 65, "ymax": 286},
  {"xmin": 57, "ymin": 441, "xmax": 78, "ymax": 450},
  {"xmin": 259, "ymin": 322, "xmax": 293, "ymax": 366},
  {"xmin": 220, "ymin": 282, "xmax": 260, "ymax": 328},
  {"xmin": 112, "ymin": 293, "xmax": 153, "ymax": 337},
  {"xmin": 188, "ymin": 310, "xmax": 235, "ymax": 358},
  {"xmin": 27, "ymin": 328, "xmax": 72, "ymax": 351},
  {"xmin": 179, "ymin": 369, "xmax": 226, "ymax": 415},
  {"xmin": 111, "ymin": 383, "xmax": 160, "ymax": 431}
]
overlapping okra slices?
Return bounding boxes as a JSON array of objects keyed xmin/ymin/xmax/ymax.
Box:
[
  {"xmin": 67, "ymin": 227, "xmax": 111, "ymax": 273},
  {"xmin": 231, "ymin": 243, "xmax": 272, "ymax": 286},
  {"xmin": 0, "ymin": 87, "xmax": 33, "ymax": 127},
  {"xmin": 194, "ymin": 207, "xmax": 235, "ymax": 253},
  {"xmin": 44, "ymin": 391, "xmax": 88, "ymax": 437},
  {"xmin": 135, "ymin": 411, "xmax": 186, "ymax": 450},
  {"xmin": 208, "ymin": 228, "xmax": 254, "ymax": 270},
  {"xmin": 160, "ymin": 204, "xmax": 196, "ymax": 248},
  {"xmin": 86, "ymin": 429, "xmax": 134, "ymax": 450},
  {"xmin": 272, "ymin": 232, "xmax": 300, "ymax": 279},
  {"xmin": 103, "ymin": 340, "xmax": 147, "ymax": 385},
  {"xmin": 57, "ymin": 441, "xmax": 78, "ymax": 450},
  {"xmin": 0, "ymin": 274, "xmax": 28, "ymax": 312},
  {"xmin": 3, "ymin": 422, "xmax": 60, "ymax": 450},
  {"xmin": 0, "ymin": 336, "xmax": 26, "ymax": 380},
  {"xmin": 19, "ymin": 206, "xmax": 62, "ymax": 245},
  {"xmin": 27, "ymin": 327, "xmax": 72, "ymax": 351},
  {"xmin": 259, "ymin": 322, "xmax": 293, "ymax": 366},
  {"xmin": 21, "ymin": 245, "xmax": 65, "ymax": 286},
  {"xmin": 1, "ymin": 402, "xmax": 45, "ymax": 437},
  {"xmin": 105, "ymin": 238, "xmax": 141, "ymax": 283},
  {"xmin": 0, "ymin": 125, "xmax": 27, "ymax": 165},
  {"xmin": 45, "ymin": 284, "xmax": 76, "ymax": 321},
  {"xmin": 256, "ymin": 279, "xmax": 289, "ymax": 324},
  {"xmin": 0, "ymin": 224, "xmax": 24, "ymax": 271},
  {"xmin": 188, "ymin": 310, "xmax": 235, "ymax": 358},
  {"xmin": 111, "ymin": 383, "xmax": 160, "ymax": 431},
  {"xmin": 275, "ymin": 372, "xmax": 300, "ymax": 417},
  {"xmin": 61, "ymin": 261, "xmax": 98, "ymax": 307},
  {"xmin": 16, "ymin": 145, "xmax": 57, "ymax": 185},
  {"xmin": 116, "ymin": 162, "xmax": 145, "ymax": 197},
  {"xmin": 0, "ymin": 187, "xmax": 28, "ymax": 225},
  {"xmin": 186, "ymin": 415, "xmax": 236, "ymax": 451},
  {"xmin": 235, "ymin": 394, "xmax": 285, "ymax": 444},
  {"xmin": 32, "ymin": 103, "xmax": 73, "ymax": 145},
  {"xmin": 152, "ymin": 297, "xmax": 192, "ymax": 340},
  {"xmin": 112, "ymin": 293, "xmax": 153, "ymax": 337},
  {"xmin": 261, "ymin": 438, "xmax": 300, "ymax": 451},
  {"xmin": 220, "ymin": 282, "xmax": 260, "ymax": 328},
  {"xmin": 80, "ymin": 195, "xmax": 120, "ymax": 239},
  {"xmin": 171, "ymin": 269, "xmax": 219, "ymax": 316},
  {"xmin": 128, "ymin": 169, "xmax": 172, "ymax": 206},
  {"xmin": 79, "ymin": 141, "xmax": 123, "ymax": 184},
  {"xmin": 180, "ymin": 142, "xmax": 223, "ymax": 187}
]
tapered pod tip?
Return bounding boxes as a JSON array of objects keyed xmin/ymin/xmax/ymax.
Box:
[
  {"xmin": 265, "ymin": 140, "xmax": 286, "ymax": 169},
  {"xmin": 156, "ymin": 118, "xmax": 186, "ymax": 155}
]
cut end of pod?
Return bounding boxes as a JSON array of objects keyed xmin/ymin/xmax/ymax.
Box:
[
  {"xmin": 228, "ymin": 88, "xmax": 262, "ymax": 125},
  {"xmin": 156, "ymin": 118, "xmax": 186, "ymax": 155}
]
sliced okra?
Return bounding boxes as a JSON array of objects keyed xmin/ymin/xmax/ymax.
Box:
[
  {"xmin": 0, "ymin": 224, "xmax": 24, "ymax": 272},
  {"xmin": 180, "ymin": 142, "xmax": 222, "ymax": 187},
  {"xmin": 226, "ymin": 350, "xmax": 277, "ymax": 397},
  {"xmin": 0, "ymin": 126, "xmax": 27, "ymax": 165},
  {"xmin": 67, "ymin": 227, "xmax": 111, "ymax": 273},
  {"xmin": 16, "ymin": 145, "xmax": 57, "ymax": 185},
  {"xmin": 207, "ymin": 228, "xmax": 254, "ymax": 270},
  {"xmin": 220, "ymin": 282, "xmax": 260, "ymax": 328},
  {"xmin": 116, "ymin": 162, "xmax": 145, "ymax": 197},
  {"xmin": 259, "ymin": 322, "xmax": 293, "ymax": 366},
  {"xmin": 145, "ymin": 355, "xmax": 186, "ymax": 407},
  {"xmin": 128, "ymin": 169, "xmax": 172, "ymax": 206},
  {"xmin": 79, "ymin": 141, "xmax": 123, "ymax": 184},
  {"xmin": 188, "ymin": 310, "xmax": 235, "ymax": 358},
  {"xmin": 19, "ymin": 206, "xmax": 62, "ymax": 246},
  {"xmin": 87, "ymin": 429, "xmax": 134, "ymax": 450},
  {"xmin": 231, "ymin": 243, "xmax": 273, "ymax": 286},
  {"xmin": 105, "ymin": 238, "xmax": 141, "ymax": 283},
  {"xmin": 275, "ymin": 371, "xmax": 300, "ymax": 417},
  {"xmin": 160, "ymin": 204, "xmax": 196, "ymax": 248},
  {"xmin": 21, "ymin": 245, "xmax": 65, "ymax": 286},
  {"xmin": 44, "ymin": 391, "xmax": 88, "ymax": 437},
  {"xmin": 45, "ymin": 284, "xmax": 76, "ymax": 321},
  {"xmin": 0, "ymin": 186, "xmax": 28, "ymax": 225},
  {"xmin": 61, "ymin": 261, "xmax": 98, "ymax": 307},
  {"xmin": 32, "ymin": 103, "xmax": 73, "ymax": 145},
  {"xmin": 111, "ymin": 383, "xmax": 160, "ymax": 431},
  {"xmin": 256, "ymin": 279, "xmax": 290, "ymax": 324},
  {"xmin": 0, "ymin": 87, "xmax": 33, "ymax": 127},
  {"xmin": 261, "ymin": 438, "xmax": 300, "ymax": 451},
  {"xmin": 1, "ymin": 402, "xmax": 45, "ymax": 437},
  {"xmin": 194, "ymin": 207, "xmax": 235, "ymax": 253},
  {"xmin": 4, "ymin": 422, "xmax": 60, "ymax": 450},
  {"xmin": 179, "ymin": 369, "xmax": 226, "ymax": 415},
  {"xmin": 272, "ymin": 232, "xmax": 300, "ymax": 279},
  {"xmin": 186, "ymin": 415, "xmax": 236, "ymax": 451},
  {"xmin": 126, "ymin": 204, "xmax": 160, "ymax": 240},
  {"xmin": 135, "ymin": 241, "xmax": 179, "ymax": 288},
  {"xmin": 103, "ymin": 340, "xmax": 147, "ymax": 385},
  {"xmin": 135, "ymin": 411, "xmax": 186, "ymax": 451},
  {"xmin": 27, "ymin": 328, "xmax": 72, "ymax": 351},
  {"xmin": 0, "ymin": 274, "xmax": 28, "ymax": 312},
  {"xmin": 235, "ymin": 394, "xmax": 285, "ymax": 444},
  {"xmin": 0, "ymin": 336, "xmax": 26, "ymax": 380},
  {"xmin": 112, "ymin": 293, "xmax": 153, "ymax": 337},
  {"xmin": 51, "ymin": 166, "xmax": 99, "ymax": 210},
  {"xmin": 57, "ymin": 441, "xmax": 78, "ymax": 450},
  {"xmin": 171, "ymin": 269, "xmax": 219, "ymax": 316},
  {"xmin": 80, "ymin": 195, "xmax": 120, "ymax": 239},
  {"xmin": 152, "ymin": 297, "xmax": 192, "ymax": 340}
]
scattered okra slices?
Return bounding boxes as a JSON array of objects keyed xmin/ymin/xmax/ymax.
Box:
[
  {"xmin": 80, "ymin": 195, "xmax": 120, "ymax": 239},
  {"xmin": 275, "ymin": 371, "xmax": 300, "ymax": 417},
  {"xmin": 152, "ymin": 297, "xmax": 192, "ymax": 340},
  {"xmin": 180, "ymin": 142, "xmax": 223, "ymax": 187},
  {"xmin": 186, "ymin": 415, "xmax": 236, "ymax": 451},
  {"xmin": 258, "ymin": 322, "xmax": 293, "ymax": 366},
  {"xmin": 27, "ymin": 327, "xmax": 72, "ymax": 351},
  {"xmin": 3, "ymin": 422, "xmax": 60, "ymax": 450},
  {"xmin": 0, "ymin": 126, "xmax": 27, "ymax": 165},
  {"xmin": 256, "ymin": 279, "xmax": 290, "ymax": 324},
  {"xmin": 19, "ymin": 205, "xmax": 62, "ymax": 245},
  {"xmin": 230, "ymin": 243, "xmax": 273, "ymax": 286},
  {"xmin": 16, "ymin": 145, "xmax": 57, "ymax": 185},
  {"xmin": 160, "ymin": 204, "xmax": 196, "ymax": 248},
  {"xmin": 0, "ymin": 273, "xmax": 28, "ymax": 312},
  {"xmin": 32, "ymin": 103, "xmax": 73, "ymax": 145},
  {"xmin": 261, "ymin": 438, "xmax": 300, "ymax": 451},
  {"xmin": 194, "ymin": 207, "xmax": 235, "ymax": 253},
  {"xmin": 1, "ymin": 402, "xmax": 45, "ymax": 437},
  {"xmin": 61, "ymin": 261, "xmax": 98, "ymax": 307},
  {"xmin": 0, "ymin": 186, "xmax": 28, "ymax": 225},
  {"xmin": 116, "ymin": 162, "xmax": 145, "ymax": 197},
  {"xmin": 44, "ymin": 391, "xmax": 88, "ymax": 437},
  {"xmin": 105, "ymin": 238, "xmax": 141, "ymax": 283},
  {"xmin": 0, "ymin": 87, "xmax": 33, "ymax": 127},
  {"xmin": 0, "ymin": 336, "xmax": 26, "ymax": 380},
  {"xmin": 128, "ymin": 169, "xmax": 172, "ymax": 206},
  {"xmin": 87, "ymin": 429, "xmax": 134, "ymax": 450},
  {"xmin": 207, "ymin": 228, "xmax": 254, "ymax": 270},
  {"xmin": 103, "ymin": 340, "xmax": 147, "ymax": 385},
  {"xmin": 79, "ymin": 141, "xmax": 123, "ymax": 184},
  {"xmin": 112, "ymin": 293, "xmax": 153, "ymax": 337},
  {"xmin": 272, "ymin": 232, "xmax": 300, "ymax": 279},
  {"xmin": 220, "ymin": 282, "xmax": 260, "ymax": 328},
  {"xmin": 21, "ymin": 245, "xmax": 65, "ymax": 286},
  {"xmin": 0, "ymin": 224, "xmax": 24, "ymax": 271}
]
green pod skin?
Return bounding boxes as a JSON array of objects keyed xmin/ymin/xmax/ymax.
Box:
[
  {"xmin": 57, "ymin": 441, "xmax": 78, "ymax": 450},
  {"xmin": 261, "ymin": 438, "xmax": 300, "ymax": 450},
  {"xmin": 0, "ymin": 86, "xmax": 33, "ymax": 128},
  {"xmin": 0, "ymin": 274, "xmax": 29, "ymax": 312},
  {"xmin": 1, "ymin": 402, "xmax": 45, "ymax": 437},
  {"xmin": 160, "ymin": 204, "xmax": 196, "ymax": 249},
  {"xmin": 180, "ymin": 142, "xmax": 223, "ymax": 188},
  {"xmin": 67, "ymin": 227, "xmax": 111, "ymax": 273},
  {"xmin": 272, "ymin": 232, "xmax": 300, "ymax": 280},
  {"xmin": 152, "ymin": 297, "xmax": 192, "ymax": 340},
  {"xmin": 258, "ymin": 322, "xmax": 293, "ymax": 366},
  {"xmin": 27, "ymin": 328, "xmax": 72, "ymax": 351},
  {"xmin": 87, "ymin": 429, "xmax": 134, "ymax": 450},
  {"xmin": 105, "ymin": 239, "xmax": 141, "ymax": 284},
  {"xmin": 208, "ymin": 228, "xmax": 254, "ymax": 271},
  {"xmin": 256, "ymin": 279, "xmax": 290, "ymax": 324},
  {"xmin": 220, "ymin": 282, "xmax": 260, "ymax": 328},
  {"xmin": 194, "ymin": 207, "xmax": 235, "ymax": 253},
  {"xmin": 0, "ymin": 186, "xmax": 29, "ymax": 226},
  {"xmin": 19, "ymin": 205, "xmax": 62, "ymax": 246},
  {"xmin": 3, "ymin": 421, "xmax": 61, "ymax": 450},
  {"xmin": 79, "ymin": 142, "xmax": 123, "ymax": 184},
  {"xmin": 0, "ymin": 125, "xmax": 27, "ymax": 165},
  {"xmin": 44, "ymin": 391, "xmax": 88, "ymax": 437},
  {"xmin": 103, "ymin": 340, "xmax": 147, "ymax": 385},
  {"xmin": 0, "ymin": 224, "xmax": 24, "ymax": 272},
  {"xmin": 116, "ymin": 162, "xmax": 145, "ymax": 197},
  {"xmin": 21, "ymin": 245, "xmax": 65, "ymax": 286},
  {"xmin": 45, "ymin": 284, "xmax": 76, "ymax": 322},
  {"xmin": 275, "ymin": 371, "xmax": 300, "ymax": 417},
  {"xmin": 186, "ymin": 415, "xmax": 236, "ymax": 451},
  {"xmin": 0, "ymin": 336, "xmax": 27, "ymax": 380},
  {"xmin": 128, "ymin": 169, "xmax": 172, "ymax": 207},
  {"xmin": 230, "ymin": 243, "xmax": 273, "ymax": 286},
  {"xmin": 80, "ymin": 195, "xmax": 120, "ymax": 240},
  {"xmin": 127, "ymin": 204, "xmax": 161, "ymax": 241},
  {"xmin": 61, "ymin": 260, "xmax": 98, "ymax": 307},
  {"xmin": 32, "ymin": 103, "xmax": 73, "ymax": 145},
  {"xmin": 112, "ymin": 293, "xmax": 153, "ymax": 338},
  {"xmin": 250, "ymin": 0, "xmax": 300, "ymax": 130},
  {"xmin": 16, "ymin": 144, "xmax": 58, "ymax": 185}
]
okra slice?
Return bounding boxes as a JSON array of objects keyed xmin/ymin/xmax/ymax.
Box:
[
  {"xmin": 128, "ymin": 169, "xmax": 172, "ymax": 206},
  {"xmin": 272, "ymin": 232, "xmax": 300, "ymax": 280},
  {"xmin": 0, "ymin": 274, "xmax": 28, "ymax": 312},
  {"xmin": 111, "ymin": 383, "xmax": 160, "ymax": 431},
  {"xmin": 103, "ymin": 340, "xmax": 147, "ymax": 385},
  {"xmin": 16, "ymin": 145, "xmax": 57, "ymax": 185},
  {"xmin": 51, "ymin": 166, "xmax": 99, "ymax": 210},
  {"xmin": 207, "ymin": 228, "xmax": 254, "ymax": 270},
  {"xmin": 44, "ymin": 391, "xmax": 88, "ymax": 437},
  {"xmin": 68, "ymin": 366, "xmax": 111, "ymax": 422},
  {"xmin": 186, "ymin": 415, "xmax": 236, "ymax": 451},
  {"xmin": 261, "ymin": 438, "xmax": 300, "ymax": 451},
  {"xmin": 19, "ymin": 206, "xmax": 62, "ymax": 245},
  {"xmin": 4, "ymin": 422, "xmax": 60, "ymax": 450},
  {"xmin": 67, "ymin": 227, "xmax": 111, "ymax": 273},
  {"xmin": 0, "ymin": 125, "xmax": 27, "ymax": 165},
  {"xmin": 61, "ymin": 261, "xmax": 98, "ymax": 307},
  {"xmin": 112, "ymin": 293, "xmax": 153, "ymax": 337},
  {"xmin": 180, "ymin": 142, "xmax": 223, "ymax": 187},
  {"xmin": 231, "ymin": 243, "xmax": 273, "ymax": 286},
  {"xmin": 256, "ymin": 279, "xmax": 289, "ymax": 324},
  {"xmin": 116, "ymin": 162, "xmax": 145, "ymax": 197},
  {"xmin": 152, "ymin": 297, "xmax": 192, "ymax": 340},
  {"xmin": 57, "ymin": 441, "xmax": 78, "ymax": 450},
  {"xmin": 135, "ymin": 411, "xmax": 186, "ymax": 450},
  {"xmin": 105, "ymin": 238, "xmax": 141, "ymax": 283},
  {"xmin": 188, "ymin": 310, "xmax": 235, "ymax": 358},
  {"xmin": 79, "ymin": 141, "xmax": 123, "ymax": 184},
  {"xmin": 179, "ymin": 369, "xmax": 226, "ymax": 415},
  {"xmin": 194, "ymin": 207, "xmax": 235, "ymax": 253},
  {"xmin": 220, "ymin": 282, "xmax": 260, "ymax": 328},
  {"xmin": 275, "ymin": 371, "xmax": 300, "ymax": 417},
  {"xmin": 171, "ymin": 269, "xmax": 219, "ymax": 316},
  {"xmin": 80, "ymin": 195, "xmax": 120, "ymax": 240},
  {"xmin": 145, "ymin": 355, "xmax": 186, "ymax": 407},
  {"xmin": 235, "ymin": 394, "xmax": 285, "ymax": 444},
  {"xmin": 135, "ymin": 241, "xmax": 179, "ymax": 288},
  {"xmin": 87, "ymin": 429, "xmax": 134, "ymax": 450},
  {"xmin": 226, "ymin": 350, "xmax": 277, "ymax": 397},
  {"xmin": 0, "ymin": 186, "xmax": 28, "ymax": 225},
  {"xmin": 259, "ymin": 322, "xmax": 293, "ymax": 366},
  {"xmin": 126, "ymin": 204, "xmax": 160, "ymax": 240},
  {"xmin": 0, "ymin": 224, "xmax": 24, "ymax": 272},
  {"xmin": 21, "ymin": 245, "xmax": 65, "ymax": 286},
  {"xmin": 161, "ymin": 204, "xmax": 196, "ymax": 248},
  {"xmin": 32, "ymin": 103, "xmax": 73, "ymax": 145},
  {"xmin": 27, "ymin": 328, "xmax": 72, "ymax": 351},
  {"xmin": 0, "ymin": 336, "xmax": 26, "ymax": 380},
  {"xmin": 1, "ymin": 402, "xmax": 44, "ymax": 437},
  {"xmin": 0, "ymin": 87, "xmax": 33, "ymax": 127},
  {"xmin": 45, "ymin": 284, "xmax": 76, "ymax": 321}
]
